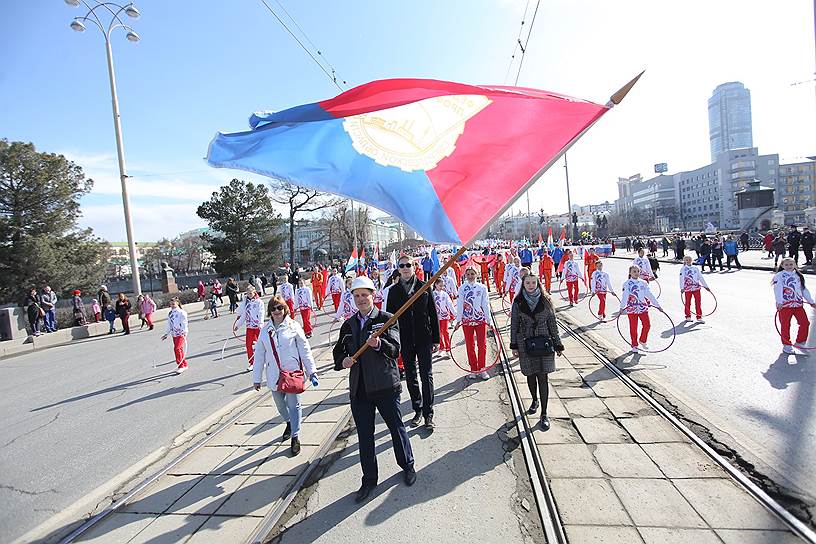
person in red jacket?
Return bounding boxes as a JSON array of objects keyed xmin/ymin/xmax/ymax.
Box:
[{"xmin": 538, "ymin": 251, "xmax": 554, "ymax": 293}]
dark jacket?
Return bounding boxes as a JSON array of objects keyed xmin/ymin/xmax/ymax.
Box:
[
  {"xmin": 788, "ymin": 230, "xmax": 802, "ymax": 249},
  {"xmin": 333, "ymin": 308, "xmax": 401, "ymax": 399},
  {"xmin": 509, "ymin": 294, "xmax": 564, "ymax": 376},
  {"xmin": 115, "ymin": 299, "xmax": 131, "ymax": 318},
  {"xmin": 226, "ymin": 281, "xmax": 239, "ymax": 301},
  {"xmin": 97, "ymin": 289, "xmax": 111, "ymax": 307},
  {"xmin": 385, "ymin": 277, "xmax": 440, "ymax": 347},
  {"xmin": 802, "ymin": 231, "xmax": 815, "ymax": 250}
]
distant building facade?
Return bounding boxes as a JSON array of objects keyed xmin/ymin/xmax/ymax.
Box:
[
  {"xmin": 708, "ymin": 82, "xmax": 753, "ymax": 162},
  {"xmin": 777, "ymin": 159, "xmax": 816, "ymax": 225}
]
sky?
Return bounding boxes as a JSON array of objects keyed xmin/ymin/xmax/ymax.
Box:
[{"xmin": 1, "ymin": 0, "xmax": 814, "ymax": 242}]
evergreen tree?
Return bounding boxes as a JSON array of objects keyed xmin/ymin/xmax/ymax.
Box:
[
  {"xmin": 0, "ymin": 140, "xmax": 108, "ymax": 303},
  {"xmin": 197, "ymin": 179, "xmax": 284, "ymax": 278}
]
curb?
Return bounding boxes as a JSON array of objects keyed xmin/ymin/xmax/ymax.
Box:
[{"xmin": 605, "ymin": 254, "xmax": 813, "ymax": 274}]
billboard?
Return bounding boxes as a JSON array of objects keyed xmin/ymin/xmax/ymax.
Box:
[{"xmin": 654, "ymin": 163, "xmax": 668, "ymax": 173}]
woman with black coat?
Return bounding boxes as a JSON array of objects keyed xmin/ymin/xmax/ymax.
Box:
[
  {"xmin": 226, "ymin": 278, "xmax": 240, "ymax": 313},
  {"xmin": 510, "ymin": 274, "xmax": 564, "ymax": 431},
  {"xmin": 115, "ymin": 293, "xmax": 132, "ymax": 335}
]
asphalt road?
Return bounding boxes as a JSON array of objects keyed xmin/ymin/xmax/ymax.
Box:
[
  {"xmin": 0, "ymin": 299, "xmax": 337, "ymax": 543},
  {"xmin": 543, "ymin": 255, "xmax": 816, "ymax": 514}
]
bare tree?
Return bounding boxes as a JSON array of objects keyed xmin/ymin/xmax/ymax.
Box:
[
  {"xmin": 269, "ymin": 180, "xmax": 339, "ymax": 265},
  {"xmin": 326, "ymin": 201, "xmax": 370, "ymax": 255}
]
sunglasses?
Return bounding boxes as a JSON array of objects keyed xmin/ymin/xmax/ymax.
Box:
[
  {"xmin": 272, "ymin": 305, "xmax": 286, "ymax": 311},
  {"xmin": 398, "ymin": 263, "xmax": 413, "ymax": 268}
]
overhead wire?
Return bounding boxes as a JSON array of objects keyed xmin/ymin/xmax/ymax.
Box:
[
  {"xmin": 257, "ymin": 0, "xmax": 346, "ymax": 91},
  {"xmin": 503, "ymin": 0, "xmax": 532, "ymax": 85},
  {"xmin": 513, "ymin": 0, "xmax": 541, "ymax": 86}
]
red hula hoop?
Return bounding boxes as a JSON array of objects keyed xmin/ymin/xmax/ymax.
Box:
[
  {"xmin": 615, "ymin": 304, "xmax": 677, "ymax": 354},
  {"xmin": 448, "ymin": 322, "xmax": 502, "ymax": 374},
  {"xmin": 678, "ymin": 289, "xmax": 718, "ymax": 318},
  {"xmin": 588, "ymin": 292, "xmax": 622, "ymax": 322},
  {"xmin": 558, "ymin": 277, "xmax": 586, "ymax": 304},
  {"xmin": 774, "ymin": 307, "xmax": 816, "ymax": 349}
]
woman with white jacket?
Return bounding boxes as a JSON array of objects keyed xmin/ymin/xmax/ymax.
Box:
[{"xmin": 253, "ymin": 295, "xmax": 318, "ymax": 456}]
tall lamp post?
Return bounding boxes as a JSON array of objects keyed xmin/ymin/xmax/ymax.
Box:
[{"xmin": 65, "ymin": 0, "xmax": 143, "ymax": 295}]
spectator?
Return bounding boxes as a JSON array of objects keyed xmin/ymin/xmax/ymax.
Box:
[
  {"xmin": 72, "ymin": 290, "xmax": 87, "ymax": 326},
  {"xmin": 103, "ymin": 303, "xmax": 117, "ymax": 334},
  {"xmin": 711, "ymin": 237, "xmax": 725, "ymax": 271},
  {"xmin": 136, "ymin": 294, "xmax": 148, "ymax": 328},
  {"xmin": 40, "ymin": 285, "xmax": 58, "ymax": 333},
  {"xmin": 674, "ymin": 235, "xmax": 686, "ymax": 261},
  {"xmin": 764, "ymin": 231, "xmax": 774, "ymax": 258},
  {"xmin": 212, "ymin": 278, "xmax": 224, "ymax": 304},
  {"xmin": 287, "ymin": 265, "xmax": 301, "ymax": 288},
  {"xmin": 115, "ymin": 293, "xmax": 132, "ymax": 335},
  {"xmin": 803, "ymin": 227, "xmax": 815, "ymax": 266},
  {"xmin": 661, "ymin": 236, "xmax": 669, "ymax": 257},
  {"xmin": 772, "ymin": 232, "xmax": 787, "ymax": 270},
  {"xmin": 97, "ymin": 285, "xmax": 111, "ymax": 308},
  {"xmin": 140, "ymin": 294, "xmax": 157, "ymax": 330},
  {"xmin": 226, "ymin": 278, "xmax": 240, "ymax": 313},
  {"xmin": 209, "ymin": 289, "xmax": 219, "ymax": 318},
  {"xmin": 788, "ymin": 225, "xmax": 802, "ymax": 264},
  {"xmin": 723, "ymin": 235, "xmax": 742, "ymax": 270},
  {"xmin": 91, "ymin": 298, "xmax": 102, "ymax": 322},
  {"xmin": 196, "ymin": 280, "xmax": 206, "ymax": 301},
  {"xmin": 253, "ymin": 274, "xmax": 264, "ymax": 296},
  {"xmin": 24, "ymin": 288, "xmax": 43, "ymax": 337},
  {"xmin": 699, "ymin": 238, "xmax": 713, "ymax": 272},
  {"xmin": 740, "ymin": 231, "xmax": 750, "ymax": 252},
  {"xmin": 624, "ymin": 237, "xmax": 632, "ymax": 252}
]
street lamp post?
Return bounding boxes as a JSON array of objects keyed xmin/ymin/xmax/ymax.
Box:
[{"xmin": 66, "ymin": 0, "xmax": 143, "ymax": 296}]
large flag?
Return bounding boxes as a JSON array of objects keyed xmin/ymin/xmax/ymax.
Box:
[
  {"xmin": 207, "ymin": 77, "xmax": 638, "ymax": 245},
  {"xmin": 344, "ymin": 247, "xmax": 358, "ymax": 273}
]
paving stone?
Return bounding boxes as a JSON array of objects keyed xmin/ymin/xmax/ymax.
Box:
[
  {"xmin": 165, "ymin": 474, "xmax": 248, "ymax": 515},
  {"xmin": 577, "ymin": 366, "xmax": 619, "ymax": 382},
  {"xmin": 638, "ymin": 527, "xmax": 722, "ymax": 544},
  {"xmin": 297, "ymin": 388, "xmax": 331, "ymax": 405},
  {"xmin": 168, "ymin": 446, "xmax": 237, "ymax": 475},
  {"xmin": 241, "ymin": 421, "xmax": 288, "ymax": 446},
  {"xmin": 253, "ymin": 444, "xmax": 315, "ymax": 475},
  {"xmin": 537, "ymin": 444, "xmax": 604, "ymax": 478},
  {"xmin": 531, "ymin": 418, "xmax": 583, "ymax": 444},
  {"xmin": 317, "ymin": 390, "xmax": 350, "ymax": 404},
  {"xmin": 588, "ymin": 379, "xmax": 636, "ymax": 398},
  {"xmin": 73, "ymin": 512, "xmax": 154, "ymax": 543},
  {"xmin": 641, "ymin": 443, "xmax": 726, "ymax": 478},
  {"xmin": 564, "ymin": 397, "xmax": 613, "ymax": 418},
  {"xmin": 592, "ymin": 444, "xmax": 663, "ymax": 478},
  {"xmin": 673, "ymin": 479, "xmax": 787, "ymax": 530},
  {"xmin": 603, "ymin": 396, "xmax": 657, "ymax": 418},
  {"xmin": 550, "ymin": 478, "xmax": 631, "ymax": 526},
  {"xmin": 565, "ymin": 525, "xmax": 644, "ymax": 543},
  {"xmin": 310, "ymin": 377, "xmax": 345, "ymax": 390},
  {"xmin": 549, "ymin": 367, "xmax": 583, "ymax": 385},
  {"xmin": 187, "ymin": 515, "xmax": 264, "ymax": 543},
  {"xmin": 555, "ymin": 385, "xmax": 595, "ymax": 398},
  {"xmin": 619, "ymin": 416, "xmax": 689, "ymax": 443},
  {"xmin": 215, "ymin": 474, "xmax": 296, "ymax": 516},
  {"xmin": 212, "ymin": 445, "xmax": 278, "ymax": 475},
  {"xmin": 234, "ymin": 406, "xmax": 285, "ymax": 425},
  {"xmin": 207, "ymin": 422, "xmax": 267, "ymax": 446},
  {"xmin": 716, "ymin": 529, "xmax": 803, "ymax": 543},
  {"xmin": 303, "ymin": 401, "xmax": 350, "ymax": 422},
  {"xmin": 297, "ymin": 421, "xmax": 336, "ymax": 446},
  {"xmin": 573, "ymin": 417, "xmax": 632, "ymax": 444},
  {"xmin": 122, "ymin": 474, "xmax": 203, "ymax": 514},
  {"xmin": 610, "ymin": 478, "xmax": 706, "ymax": 528},
  {"xmin": 126, "ymin": 513, "xmax": 207, "ymax": 544},
  {"xmin": 544, "ymin": 396, "xmax": 570, "ymax": 419}
]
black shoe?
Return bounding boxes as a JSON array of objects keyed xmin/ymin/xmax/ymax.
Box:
[
  {"xmin": 424, "ymin": 414, "xmax": 435, "ymax": 431},
  {"xmin": 540, "ymin": 416, "xmax": 551, "ymax": 431},
  {"xmin": 404, "ymin": 468, "xmax": 417, "ymax": 486},
  {"xmin": 355, "ymin": 483, "xmax": 376, "ymax": 503},
  {"xmin": 399, "ymin": 369, "xmax": 406, "ymax": 381},
  {"xmin": 291, "ymin": 436, "xmax": 301, "ymax": 456},
  {"xmin": 282, "ymin": 422, "xmax": 292, "ymax": 441},
  {"xmin": 527, "ymin": 400, "xmax": 539, "ymax": 415},
  {"xmin": 410, "ymin": 411, "xmax": 422, "ymax": 426}
]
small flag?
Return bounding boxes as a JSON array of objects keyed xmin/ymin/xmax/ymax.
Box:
[
  {"xmin": 547, "ymin": 227, "xmax": 554, "ymax": 251},
  {"xmin": 431, "ymin": 248, "xmax": 440, "ymax": 273},
  {"xmin": 345, "ymin": 248, "xmax": 358, "ymax": 273}
]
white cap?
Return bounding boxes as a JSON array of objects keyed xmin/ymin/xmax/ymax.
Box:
[{"xmin": 351, "ymin": 276, "xmax": 375, "ymax": 292}]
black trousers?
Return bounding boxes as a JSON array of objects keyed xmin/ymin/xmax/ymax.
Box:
[
  {"xmin": 711, "ymin": 253, "xmax": 724, "ymax": 270},
  {"xmin": 351, "ymin": 391, "xmax": 414, "ymax": 486},
  {"xmin": 401, "ymin": 342, "xmax": 434, "ymax": 417},
  {"xmin": 726, "ymin": 255, "xmax": 741, "ymax": 269},
  {"xmin": 804, "ymin": 247, "xmax": 814, "ymax": 265},
  {"xmin": 790, "ymin": 247, "xmax": 800, "ymax": 264}
]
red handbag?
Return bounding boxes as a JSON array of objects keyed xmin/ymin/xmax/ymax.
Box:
[{"xmin": 269, "ymin": 329, "xmax": 305, "ymax": 394}]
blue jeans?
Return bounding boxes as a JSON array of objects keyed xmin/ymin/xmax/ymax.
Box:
[
  {"xmin": 271, "ymin": 390, "xmax": 302, "ymax": 437},
  {"xmin": 44, "ymin": 310, "xmax": 56, "ymax": 332}
]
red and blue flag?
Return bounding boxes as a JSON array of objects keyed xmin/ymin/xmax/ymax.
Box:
[{"xmin": 207, "ymin": 78, "xmax": 617, "ymax": 244}]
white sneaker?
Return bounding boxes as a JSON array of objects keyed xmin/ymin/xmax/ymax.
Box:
[
  {"xmin": 176, "ymin": 366, "xmax": 186, "ymax": 374},
  {"xmin": 783, "ymin": 345, "xmax": 794, "ymax": 354},
  {"xmin": 696, "ymin": 317, "xmax": 705, "ymax": 324},
  {"xmin": 631, "ymin": 347, "xmax": 640, "ymax": 355},
  {"xmin": 246, "ymin": 364, "xmax": 254, "ymax": 372},
  {"xmin": 639, "ymin": 342, "xmax": 649, "ymax": 351},
  {"xmin": 479, "ymin": 371, "xmax": 490, "ymax": 380},
  {"xmin": 794, "ymin": 344, "xmax": 808, "ymax": 352},
  {"xmin": 466, "ymin": 373, "xmax": 478, "ymax": 380}
]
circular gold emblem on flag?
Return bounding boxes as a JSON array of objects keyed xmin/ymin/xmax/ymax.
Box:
[{"xmin": 342, "ymin": 94, "xmax": 491, "ymax": 173}]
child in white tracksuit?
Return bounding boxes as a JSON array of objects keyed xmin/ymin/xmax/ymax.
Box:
[
  {"xmin": 589, "ymin": 261, "xmax": 615, "ymax": 319},
  {"xmin": 773, "ymin": 257, "xmax": 816, "ymax": 353},
  {"xmin": 620, "ymin": 265, "xmax": 661, "ymax": 354},
  {"xmin": 679, "ymin": 255, "xmax": 710, "ymax": 322}
]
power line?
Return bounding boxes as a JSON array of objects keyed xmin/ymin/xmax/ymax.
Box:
[
  {"xmin": 257, "ymin": 0, "xmax": 345, "ymax": 91},
  {"xmin": 514, "ymin": 0, "xmax": 541, "ymax": 86},
  {"xmin": 503, "ymin": 0, "xmax": 531, "ymax": 85}
]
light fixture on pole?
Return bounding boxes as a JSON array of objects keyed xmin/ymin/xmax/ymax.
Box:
[{"xmin": 66, "ymin": 0, "xmax": 143, "ymax": 295}]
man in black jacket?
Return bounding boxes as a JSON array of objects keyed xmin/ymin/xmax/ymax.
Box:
[
  {"xmin": 334, "ymin": 276, "xmax": 416, "ymax": 503},
  {"xmin": 386, "ymin": 254, "xmax": 440, "ymax": 430},
  {"xmin": 802, "ymin": 227, "xmax": 815, "ymax": 266},
  {"xmin": 788, "ymin": 226, "xmax": 802, "ymax": 264}
]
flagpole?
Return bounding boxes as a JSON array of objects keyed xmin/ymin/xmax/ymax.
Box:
[
  {"xmin": 351, "ymin": 200, "xmax": 358, "ymax": 264},
  {"xmin": 349, "ymin": 72, "xmax": 644, "ymax": 362}
]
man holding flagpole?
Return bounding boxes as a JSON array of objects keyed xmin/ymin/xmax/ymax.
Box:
[{"xmin": 387, "ymin": 254, "xmax": 440, "ymax": 430}]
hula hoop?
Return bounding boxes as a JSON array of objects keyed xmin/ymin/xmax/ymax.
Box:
[
  {"xmin": 648, "ymin": 278, "xmax": 662, "ymax": 299},
  {"xmin": 679, "ymin": 289, "xmax": 718, "ymax": 318},
  {"xmin": 587, "ymin": 292, "xmax": 621, "ymax": 322},
  {"xmin": 500, "ymin": 293, "xmax": 512, "ymax": 317},
  {"xmin": 615, "ymin": 305, "xmax": 676, "ymax": 354},
  {"xmin": 774, "ymin": 307, "xmax": 816, "ymax": 350},
  {"xmin": 329, "ymin": 319, "xmax": 341, "ymax": 344},
  {"xmin": 448, "ymin": 322, "xmax": 502, "ymax": 374},
  {"xmin": 557, "ymin": 277, "xmax": 586, "ymax": 304}
]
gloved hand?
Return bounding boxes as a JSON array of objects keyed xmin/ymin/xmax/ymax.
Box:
[{"xmin": 310, "ymin": 374, "xmax": 319, "ymax": 387}]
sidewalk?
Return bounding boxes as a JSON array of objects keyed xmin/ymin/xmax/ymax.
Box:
[
  {"xmin": 490, "ymin": 296, "xmax": 802, "ymax": 543},
  {"xmin": 610, "ymin": 248, "xmax": 814, "ymax": 274}
]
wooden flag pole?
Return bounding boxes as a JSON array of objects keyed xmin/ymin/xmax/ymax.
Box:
[{"xmin": 350, "ymin": 245, "xmax": 468, "ymax": 361}]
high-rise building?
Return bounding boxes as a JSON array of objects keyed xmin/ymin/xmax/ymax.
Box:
[
  {"xmin": 708, "ymin": 82, "xmax": 753, "ymax": 161},
  {"xmin": 778, "ymin": 159, "xmax": 816, "ymax": 225}
]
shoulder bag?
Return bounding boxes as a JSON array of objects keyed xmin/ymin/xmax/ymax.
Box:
[
  {"xmin": 269, "ymin": 328, "xmax": 305, "ymax": 394},
  {"xmin": 523, "ymin": 313, "xmax": 554, "ymax": 356}
]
